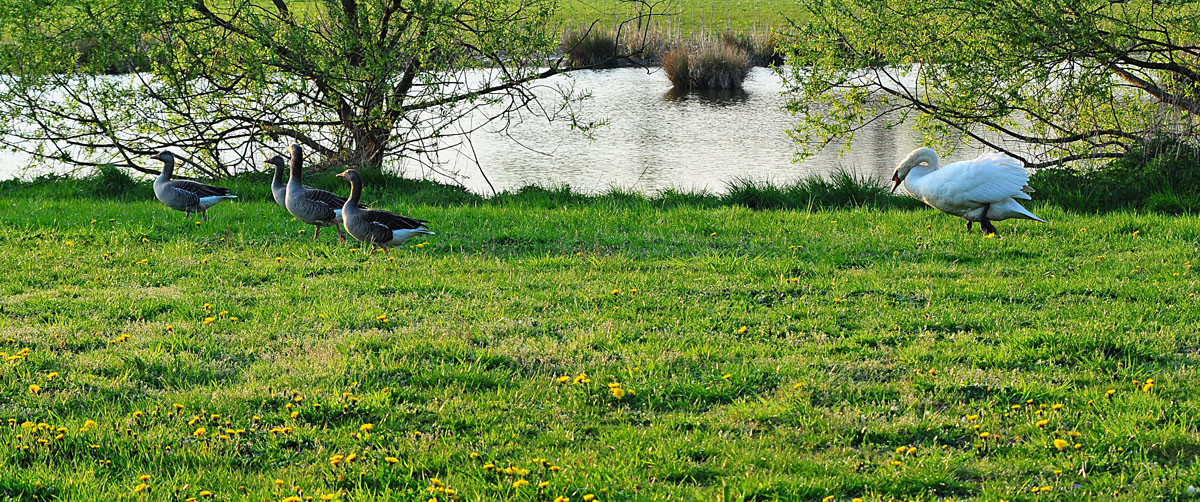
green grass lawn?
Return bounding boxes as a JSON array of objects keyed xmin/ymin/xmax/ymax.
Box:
[{"xmin": 2, "ymin": 182, "xmax": 1199, "ymax": 501}]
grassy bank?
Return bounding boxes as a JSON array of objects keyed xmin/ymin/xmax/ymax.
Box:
[{"xmin": 2, "ymin": 176, "xmax": 1200, "ymax": 500}]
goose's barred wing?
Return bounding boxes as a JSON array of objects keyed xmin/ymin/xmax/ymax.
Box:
[
  {"xmin": 305, "ymin": 186, "xmax": 368, "ymax": 209},
  {"xmin": 170, "ymin": 180, "xmax": 233, "ymax": 197},
  {"xmin": 304, "ymin": 187, "xmax": 349, "ymax": 209},
  {"xmin": 361, "ymin": 209, "xmax": 427, "ymax": 230}
]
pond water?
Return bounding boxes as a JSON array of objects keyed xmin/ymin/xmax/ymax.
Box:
[
  {"xmin": 0, "ymin": 68, "xmax": 1007, "ymax": 194},
  {"xmin": 412, "ymin": 67, "xmax": 1001, "ymax": 194}
]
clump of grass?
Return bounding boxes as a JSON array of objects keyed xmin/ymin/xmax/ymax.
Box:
[
  {"xmin": 561, "ymin": 25, "xmax": 623, "ymax": 68},
  {"xmin": 81, "ymin": 163, "xmax": 151, "ymax": 200},
  {"xmin": 561, "ymin": 25, "xmax": 672, "ymax": 68},
  {"xmin": 720, "ymin": 31, "xmax": 783, "ymax": 66},
  {"xmin": 663, "ymin": 39, "xmax": 752, "ymax": 90},
  {"xmin": 722, "ymin": 170, "xmax": 924, "ymax": 210}
]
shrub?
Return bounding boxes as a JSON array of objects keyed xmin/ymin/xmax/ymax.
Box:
[
  {"xmin": 663, "ymin": 40, "xmax": 751, "ymax": 90},
  {"xmin": 1030, "ymin": 138, "xmax": 1200, "ymax": 213}
]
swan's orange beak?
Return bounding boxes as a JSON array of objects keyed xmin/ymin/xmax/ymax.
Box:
[
  {"xmin": 150, "ymin": 152, "xmax": 162, "ymax": 161},
  {"xmin": 890, "ymin": 173, "xmax": 901, "ymax": 193},
  {"xmin": 335, "ymin": 171, "xmax": 347, "ymax": 179}
]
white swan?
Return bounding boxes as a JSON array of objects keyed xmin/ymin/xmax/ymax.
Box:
[{"xmin": 891, "ymin": 147, "xmax": 1046, "ymax": 234}]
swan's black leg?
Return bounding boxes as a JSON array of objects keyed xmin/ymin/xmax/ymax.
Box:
[
  {"xmin": 979, "ymin": 204, "xmax": 998, "ymax": 235},
  {"xmin": 966, "ymin": 221, "xmax": 973, "ymax": 232}
]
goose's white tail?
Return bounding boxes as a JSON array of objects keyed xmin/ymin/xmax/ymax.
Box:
[{"xmin": 199, "ymin": 195, "xmax": 237, "ymax": 209}]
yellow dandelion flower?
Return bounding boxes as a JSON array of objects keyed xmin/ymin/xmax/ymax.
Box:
[
  {"xmin": 1036, "ymin": 419, "xmax": 1049, "ymax": 427},
  {"xmin": 722, "ymin": 373, "xmax": 732, "ymax": 380},
  {"xmin": 193, "ymin": 427, "xmax": 207, "ymax": 436},
  {"xmin": 133, "ymin": 483, "xmax": 149, "ymax": 493},
  {"xmin": 483, "ymin": 463, "xmax": 495, "ymax": 470},
  {"xmin": 359, "ymin": 423, "xmax": 374, "ymax": 432},
  {"xmin": 737, "ymin": 326, "xmax": 747, "ymax": 334},
  {"xmin": 1053, "ymin": 439, "xmax": 1070, "ymax": 450},
  {"xmin": 1143, "ymin": 382, "xmax": 1154, "ymax": 392},
  {"xmin": 385, "ymin": 457, "xmax": 399, "ymax": 464},
  {"xmin": 132, "ymin": 411, "xmax": 144, "ymax": 418},
  {"xmin": 28, "ymin": 384, "xmax": 41, "ymax": 394},
  {"xmin": 83, "ymin": 419, "xmax": 97, "ymax": 429},
  {"xmin": 967, "ymin": 414, "xmax": 978, "ymax": 421},
  {"xmin": 895, "ymin": 446, "xmax": 907, "ymax": 454},
  {"xmin": 199, "ymin": 490, "xmax": 213, "ymax": 497},
  {"xmin": 1051, "ymin": 403, "xmax": 1063, "ymax": 410},
  {"xmin": 822, "ymin": 497, "xmax": 835, "ymax": 502},
  {"xmin": 556, "ymin": 376, "xmax": 570, "ymax": 383},
  {"xmin": 345, "ymin": 453, "xmax": 356, "ymax": 462},
  {"xmin": 139, "ymin": 474, "xmax": 150, "ymax": 481},
  {"xmin": 538, "ymin": 481, "xmax": 550, "ymax": 488},
  {"xmin": 1106, "ymin": 389, "xmax": 1116, "ymax": 398},
  {"xmin": 202, "ymin": 317, "xmax": 215, "ymax": 325},
  {"xmin": 554, "ymin": 497, "xmax": 570, "ymax": 502},
  {"xmin": 512, "ymin": 479, "xmax": 529, "ymax": 488},
  {"xmin": 610, "ymin": 387, "xmax": 626, "ymax": 398},
  {"xmin": 46, "ymin": 372, "xmax": 58, "ymax": 380},
  {"xmin": 582, "ymin": 495, "xmax": 595, "ymax": 502}
]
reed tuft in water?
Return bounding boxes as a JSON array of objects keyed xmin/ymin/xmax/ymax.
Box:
[{"xmin": 663, "ymin": 40, "xmax": 752, "ymax": 90}]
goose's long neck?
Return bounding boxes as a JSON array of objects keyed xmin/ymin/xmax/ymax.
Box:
[
  {"xmin": 272, "ymin": 162, "xmax": 286, "ymax": 189},
  {"xmin": 288, "ymin": 149, "xmax": 304, "ymax": 187},
  {"xmin": 345, "ymin": 176, "xmax": 362, "ymax": 212},
  {"xmin": 156, "ymin": 157, "xmax": 174, "ymax": 185}
]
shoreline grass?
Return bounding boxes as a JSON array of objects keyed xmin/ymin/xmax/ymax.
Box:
[{"xmin": 2, "ymin": 175, "xmax": 1200, "ymax": 500}]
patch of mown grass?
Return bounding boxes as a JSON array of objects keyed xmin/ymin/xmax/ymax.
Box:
[{"xmin": 1, "ymin": 175, "xmax": 1200, "ymax": 500}]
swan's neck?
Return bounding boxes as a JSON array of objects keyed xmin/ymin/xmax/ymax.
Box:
[{"xmin": 906, "ymin": 164, "xmax": 938, "ymax": 183}]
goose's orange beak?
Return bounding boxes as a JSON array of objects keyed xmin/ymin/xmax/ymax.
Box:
[{"xmin": 890, "ymin": 173, "xmax": 901, "ymax": 193}]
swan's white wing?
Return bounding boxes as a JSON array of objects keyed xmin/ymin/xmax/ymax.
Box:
[{"xmin": 933, "ymin": 153, "xmax": 1030, "ymax": 205}]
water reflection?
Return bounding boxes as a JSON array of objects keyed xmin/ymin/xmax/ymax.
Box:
[{"xmin": 663, "ymin": 87, "xmax": 750, "ymax": 104}]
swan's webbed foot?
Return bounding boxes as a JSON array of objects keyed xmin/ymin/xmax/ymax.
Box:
[{"xmin": 980, "ymin": 219, "xmax": 999, "ymax": 235}]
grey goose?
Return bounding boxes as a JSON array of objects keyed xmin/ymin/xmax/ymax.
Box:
[
  {"xmin": 282, "ymin": 144, "xmax": 348, "ymax": 241},
  {"xmin": 335, "ymin": 168, "xmax": 434, "ymax": 253},
  {"xmin": 149, "ymin": 151, "xmax": 237, "ymax": 221},
  {"xmin": 264, "ymin": 153, "xmax": 363, "ymax": 213}
]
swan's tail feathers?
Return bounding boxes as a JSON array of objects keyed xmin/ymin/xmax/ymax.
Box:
[
  {"xmin": 1021, "ymin": 184, "xmax": 1035, "ymax": 193},
  {"xmin": 1018, "ymin": 206, "xmax": 1048, "ymax": 223}
]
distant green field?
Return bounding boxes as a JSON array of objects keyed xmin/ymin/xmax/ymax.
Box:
[
  {"xmin": 557, "ymin": 0, "xmax": 798, "ymax": 35},
  {"xmin": 2, "ymin": 174, "xmax": 1200, "ymax": 500}
]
